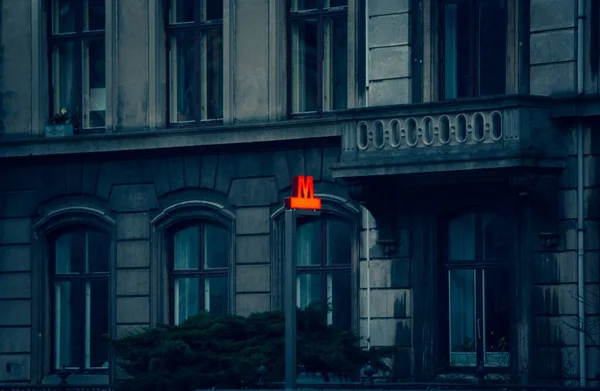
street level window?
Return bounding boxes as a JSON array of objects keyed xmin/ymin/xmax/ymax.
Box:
[
  {"xmin": 169, "ymin": 223, "xmax": 229, "ymax": 324},
  {"xmin": 287, "ymin": 0, "xmax": 348, "ymax": 114},
  {"xmin": 439, "ymin": 0, "xmax": 506, "ymax": 99},
  {"xmin": 296, "ymin": 215, "xmax": 352, "ymax": 330},
  {"xmin": 166, "ymin": 0, "xmax": 223, "ymax": 124},
  {"xmin": 51, "ymin": 228, "xmax": 110, "ymax": 371},
  {"xmin": 49, "ymin": 0, "xmax": 106, "ymax": 130}
]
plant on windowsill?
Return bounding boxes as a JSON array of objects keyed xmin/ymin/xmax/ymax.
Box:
[{"xmin": 45, "ymin": 108, "xmax": 74, "ymax": 137}]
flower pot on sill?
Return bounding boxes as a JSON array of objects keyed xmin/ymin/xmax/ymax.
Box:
[{"xmin": 45, "ymin": 123, "xmax": 74, "ymax": 137}]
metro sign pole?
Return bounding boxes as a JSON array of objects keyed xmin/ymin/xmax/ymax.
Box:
[{"xmin": 284, "ymin": 175, "xmax": 321, "ymax": 391}]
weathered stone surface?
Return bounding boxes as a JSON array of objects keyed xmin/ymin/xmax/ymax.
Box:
[
  {"xmin": 65, "ymin": 163, "xmax": 83, "ymax": 195},
  {"xmin": 533, "ymin": 315, "xmax": 579, "ymax": 346},
  {"xmin": 0, "ymin": 299, "xmax": 31, "ymax": 325},
  {"xmin": 0, "ymin": 327, "xmax": 30, "ymax": 352},
  {"xmin": 0, "ymin": 191, "xmax": 36, "ymax": 218},
  {"xmin": 96, "ymin": 161, "xmax": 145, "ymax": 200},
  {"xmin": 183, "ymin": 156, "xmax": 201, "ymax": 188},
  {"xmin": 0, "ymin": 245, "xmax": 31, "ymax": 272},
  {"xmin": 116, "ymin": 297, "xmax": 150, "ymax": 324},
  {"xmin": 585, "ymin": 251, "xmax": 599, "ymax": 283},
  {"xmin": 559, "ymin": 219, "xmax": 577, "ymax": 251},
  {"xmin": 586, "ymin": 189, "xmax": 600, "ymax": 219},
  {"xmin": 0, "ymin": 354, "xmax": 30, "ymax": 381},
  {"xmin": 167, "ymin": 158, "xmax": 185, "ymax": 192},
  {"xmin": 81, "ymin": 161, "xmax": 101, "ymax": 195},
  {"xmin": 360, "ymin": 258, "xmax": 410, "ymax": 289},
  {"xmin": 368, "ymin": 78, "xmax": 411, "ymax": 106},
  {"xmin": 585, "ymin": 284, "xmax": 600, "ymax": 315},
  {"xmin": 236, "ymin": 293, "xmax": 270, "ymax": 316},
  {"xmin": 236, "ymin": 207, "xmax": 270, "ymax": 235},
  {"xmin": 359, "ymin": 318, "xmax": 411, "ymax": 346},
  {"xmin": 272, "ymin": 151, "xmax": 291, "ymax": 190},
  {"xmin": 369, "ymin": 46, "xmax": 410, "ymax": 80},
  {"xmin": 359, "ymin": 288, "xmax": 412, "ymax": 318},
  {"xmin": 39, "ymin": 164, "xmax": 67, "ymax": 203},
  {"xmin": 321, "ymin": 147, "xmax": 340, "ymax": 183},
  {"xmin": 0, "ymin": 273, "xmax": 30, "ymax": 299},
  {"xmin": 530, "ymin": 0, "xmax": 575, "ymax": 31},
  {"xmin": 304, "ymin": 148, "xmax": 322, "ymax": 181},
  {"xmin": 285, "ymin": 150, "xmax": 305, "ymax": 180},
  {"xmin": 200, "ymin": 155, "xmax": 218, "ymax": 189},
  {"xmin": 368, "ymin": 0, "xmax": 409, "ymax": 16},
  {"xmin": 229, "ymin": 177, "xmax": 278, "ymax": 206},
  {"xmin": 531, "ymin": 346, "xmax": 579, "ymax": 378},
  {"xmin": 116, "ymin": 269, "xmax": 150, "ymax": 296},
  {"xmin": 116, "ymin": 213, "xmax": 150, "ymax": 240},
  {"xmin": 0, "ymin": 218, "xmax": 31, "ymax": 244},
  {"xmin": 215, "ymin": 155, "xmax": 235, "ymax": 194},
  {"xmin": 532, "ymin": 284, "xmax": 579, "ymax": 315},
  {"xmin": 530, "ymin": 62, "xmax": 575, "ymax": 96},
  {"xmin": 109, "ymin": 184, "xmax": 158, "ymax": 212},
  {"xmin": 532, "ymin": 251, "xmax": 577, "ymax": 284},
  {"xmin": 149, "ymin": 159, "xmax": 171, "ymax": 196},
  {"xmin": 559, "ymin": 156, "xmax": 577, "ymax": 189},
  {"xmin": 236, "ymin": 264, "xmax": 270, "ymax": 293},
  {"xmin": 530, "ymin": 30, "xmax": 575, "ymax": 65},
  {"xmin": 585, "ymin": 220, "xmax": 600, "ymax": 250},
  {"xmin": 369, "ymin": 14, "xmax": 409, "ymax": 47},
  {"xmin": 236, "ymin": 235, "xmax": 270, "ymax": 263},
  {"xmin": 587, "ymin": 347, "xmax": 600, "ymax": 380},
  {"xmin": 116, "ymin": 240, "xmax": 150, "ymax": 268}
]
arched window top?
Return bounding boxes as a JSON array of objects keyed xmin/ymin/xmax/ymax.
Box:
[
  {"xmin": 152, "ymin": 200, "xmax": 235, "ymax": 230},
  {"xmin": 271, "ymin": 193, "xmax": 359, "ymax": 222},
  {"xmin": 34, "ymin": 205, "xmax": 115, "ymax": 235}
]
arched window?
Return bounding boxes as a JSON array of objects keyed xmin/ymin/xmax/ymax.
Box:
[
  {"xmin": 168, "ymin": 222, "xmax": 229, "ymax": 324},
  {"xmin": 50, "ymin": 227, "xmax": 110, "ymax": 371},
  {"xmin": 296, "ymin": 214, "xmax": 353, "ymax": 330}
]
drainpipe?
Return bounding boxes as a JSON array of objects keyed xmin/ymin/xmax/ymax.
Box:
[
  {"xmin": 576, "ymin": 0, "xmax": 586, "ymax": 386},
  {"xmin": 362, "ymin": 206, "xmax": 372, "ymax": 349}
]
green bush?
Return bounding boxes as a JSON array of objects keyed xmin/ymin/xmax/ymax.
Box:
[{"xmin": 112, "ymin": 307, "xmax": 394, "ymax": 391}]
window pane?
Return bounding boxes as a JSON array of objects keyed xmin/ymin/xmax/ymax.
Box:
[
  {"xmin": 443, "ymin": 2, "xmax": 473, "ymax": 99},
  {"xmin": 201, "ymin": 28, "xmax": 223, "ymax": 120},
  {"xmin": 52, "ymin": 41, "xmax": 78, "ymax": 122},
  {"xmin": 484, "ymin": 268, "xmax": 510, "ymax": 367},
  {"xmin": 328, "ymin": 272, "xmax": 351, "ymax": 329},
  {"xmin": 87, "ymin": 230, "xmax": 110, "ymax": 273},
  {"xmin": 169, "ymin": 30, "xmax": 196, "ymax": 123},
  {"xmin": 84, "ymin": 0, "xmax": 105, "ymax": 31},
  {"xmin": 55, "ymin": 232, "xmax": 85, "ymax": 274},
  {"xmin": 478, "ymin": 0, "xmax": 506, "ymax": 96},
  {"xmin": 174, "ymin": 226, "xmax": 200, "ymax": 270},
  {"xmin": 204, "ymin": 0, "xmax": 223, "ymax": 20},
  {"xmin": 174, "ymin": 277, "xmax": 200, "ymax": 324},
  {"xmin": 52, "ymin": 0, "xmax": 77, "ymax": 34},
  {"xmin": 323, "ymin": 15, "xmax": 347, "ymax": 110},
  {"xmin": 326, "ymin": 218, "xmax": 351, "ymax": 265},
  {"xmin": 297, "ymin": 273, "xmax": 321, "ymax": 310},
  {"xmin": 447, "ymin": 213, "xmax": 475, "ymax": 262},
  {"xmin": 482, "ymin": 213, "xmax": 511, "ymax": 261},
  {"xmin": 205, "ymin": 276, "xmax": 228, "ymax": 315},
  {"xmin": 55, "ymin": 280, "xmax": 83, "ymax": 369},
  {"xmin": 204, "ymin": 224, "xmax": 228, "ymax": 268},
  {"xmin": 83, "ymin": 39, "xmax": 106, "ymax": 128},
  {"xmin": 449, "ymin": 269, "xmax": 476, "ymax": 367},
  {"xmin": 297, "ymin": 219, "xmax": 322, "ymax": 266},
  {"xmin": 325, "ymin": 0, "xmax": 347, "ymax": 8},
  {"xmin": 170, "ymin": 0, "xmax": 194, "ymax": 23},
  {"xmin": 290, "ymin": 0, "xmax": 317, "ymax": 11},
  {"xmin": 87, "ymin": 279, "xmax": 109, "ymax": 368},
  {"xmin": 290, "ymin": 19, "xmax": 318, "ymax": 113}
]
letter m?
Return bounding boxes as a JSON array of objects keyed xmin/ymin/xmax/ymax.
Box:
[{"xmin": 294, "ymin": 175, "xmax": 314, "ymax": 199}]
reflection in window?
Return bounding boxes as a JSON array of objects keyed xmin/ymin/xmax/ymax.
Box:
[
  {"xmin": 170, "ymin": 223, "xmax": 229, "ymax": 324},
  {"xmin": 52, "ymin": 229, "xmax": 110, "ymax": 370},
  {"xmin": 167, "ymin": 0, "xmax": 223, "ymax": 123},
  {"xmin": 288, "ymin": 1, "xmax": 347, "ymax": 113},
  {"xmin": 49, "ymin": 0, "xmax": 106, "ymax": 130},
  {"xmin": 296, "ymin": 216, "xmax": 352, "ymax": 330},
  {"xmin": 441, "ymin": 0, "xmax": 506, "ymax": 99}
]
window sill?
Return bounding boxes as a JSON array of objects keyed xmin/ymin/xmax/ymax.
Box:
[
  {"xmin": 167, "ymin": 119, "xmax": 224, "ymax": 129},
  {"xmin": 42, "ymin": 373, "xmax": 109, "ymax": 385}
]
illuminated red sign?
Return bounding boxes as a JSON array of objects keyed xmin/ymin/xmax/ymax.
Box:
[{"xmin": 285, "ymin": 175, "xmax": 322, "ymax": 210}]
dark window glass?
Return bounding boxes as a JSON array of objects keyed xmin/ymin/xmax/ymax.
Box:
[{"xmin": 170, "ymin": 222, "xmax": 229, "ymax": 324}]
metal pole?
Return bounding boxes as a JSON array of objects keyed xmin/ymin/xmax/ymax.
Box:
[{"xmin": 284, "ymin": 209, "xmax": 297, "ymax": 391}]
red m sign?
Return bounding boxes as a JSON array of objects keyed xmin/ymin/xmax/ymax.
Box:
[{"xmin": 285, "ymin": 175, "xmax": 322, "ymax": 210}]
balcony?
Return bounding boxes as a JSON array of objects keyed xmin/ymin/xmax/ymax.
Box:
[{"xmin": 331, "ymin": 95, "xmax": 566, "ymax": 179}]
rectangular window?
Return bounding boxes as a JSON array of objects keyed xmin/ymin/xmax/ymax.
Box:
[
  {"xmin": 440, "ymin": 0, "xmax": 507, "ymax": 100},
  {"xmin": 288, "ymin": 0, "xmax": 348, "ymax": 114},
  {"xmin": 170, "ymin": 223, "xmax": 229, "ymax": 324},
  {"xmin": 52, "ymin": 229, "xmax": 110, "ymax": 371},
  {"xmin": 49, "ymin": 0, "xmax": 106, "ymax": 130},
  {"xmin": 166, "ymin": 0, "xmax": 224, "ymax": 124}
]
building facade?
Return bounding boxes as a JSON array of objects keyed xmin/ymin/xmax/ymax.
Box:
[{"xmin": 0, "ymin": 0, "xmax": 599, "ymax": 386}]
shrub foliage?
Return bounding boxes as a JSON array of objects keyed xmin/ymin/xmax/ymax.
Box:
[{"xmin": 112, "ymin": 307, "xmax": 393, "ymax": 391}]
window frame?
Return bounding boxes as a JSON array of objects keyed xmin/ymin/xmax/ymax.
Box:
[
  {"xmin": 47, "ymin": 0, "xmax": 106, "ymax": 132},
  {"xmin": 167, "ymin": 221, "xmax": 230, "ymax": 324},
  {"xmin": 48, "ymin": 227, "xmax": 111, "ymax": 374},
  {"xmin": 164, "ymin": 0, "xmax": 224, "ymax": 126},
  {"xmin": 437, "ymin": 209, "xmax": 515, "ymax": 374},
  {"xmin": 286, "ymin": 0, "xmax": 349, "ymax": 116}
]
